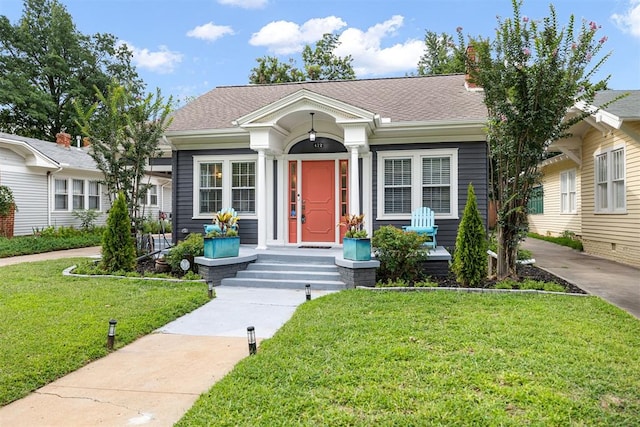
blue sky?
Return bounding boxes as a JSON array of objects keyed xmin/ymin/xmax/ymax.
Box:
[{"xmin": 2, "ymin": 0, "xmax": 640, "ymax": 103}]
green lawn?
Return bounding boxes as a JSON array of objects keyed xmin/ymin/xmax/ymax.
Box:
[
  {"xmin": 178, "ymin": 290, "xmax": 640, "ymax": 426},
  {"xmin": 0, "ymin": 258, "xmax": 210, "ymax": 406}
]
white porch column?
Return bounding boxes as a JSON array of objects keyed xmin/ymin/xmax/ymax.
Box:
[
  {"xmin": 256, "ymin": 149, "xmax": 267, "ymax": 249},
  {"xmin": 349, "ymin": 147, "xmax": 360, "ymax": 214}
]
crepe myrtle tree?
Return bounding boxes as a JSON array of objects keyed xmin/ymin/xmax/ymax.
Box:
[
  {"xmin": 75, "ymin": 82, "xmax": 172, "ymax": 232},
  {"xmin": 467, "ymin": 0, "xmax": 612, "ymax": 279}
]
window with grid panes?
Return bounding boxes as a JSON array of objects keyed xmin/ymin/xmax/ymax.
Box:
[
  {"xmin": 528, "ymin": 186, "xmax": 543, "ymax": 214},
  {"xmin": 231, "ymin": 161, "xmax": 255, "ymax": 213},
  {"xmin": 595, "ymin": 148, "xmax": 625, "ymax": 213},
  {"xmin": 199, "ymin": 163, "xmax": 223, "ymax": 214}
]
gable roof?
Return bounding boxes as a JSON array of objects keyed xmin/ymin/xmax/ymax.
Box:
[
  {"xmin": 167, "ymin": 74, "xmax": 487, "ymax": 132},
  {"xmin": 0, "ymin": 132, "xmax": 98, "ymax": 172},
  {"xmin": 594, "ymin": 90, "xmax": 640, "ymax": 120}
]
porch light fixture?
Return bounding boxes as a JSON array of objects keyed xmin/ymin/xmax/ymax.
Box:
[
  {"xmin": 107, "ymin": 319, "xmax": 117, "ymax": 350},
  {"xmin": 247, "ymin": 326, "xmax": 257, "ymax": 355},
  {"xmin": 308, "ymin": 112, "xmax": 316, "ymax": 142},
  {"xmin": 305, "ymin": 284, "xmax": 311, "ymax": 301}
]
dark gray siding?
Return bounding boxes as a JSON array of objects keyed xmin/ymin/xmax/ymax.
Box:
[
  {"xmin": 371, "ymin": 141, "xmax": 488, "ymax": 249},
  {"xmin": 171, "ymin": 148, "xmax": 258, "ymax": 244}
]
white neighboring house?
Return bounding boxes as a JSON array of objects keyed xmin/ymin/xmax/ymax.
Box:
[{"xmin": 0, "ymin": 132, "xmax": 172, "ymax": 236}]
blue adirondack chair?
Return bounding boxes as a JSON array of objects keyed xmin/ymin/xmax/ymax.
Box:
[
  {"xmin": 402, "ymin": 207, "xmax": 438, "ymax": 249},
  {"xmin": 204, "ymin": 208, "xmax": 238, "ymax": 234}
]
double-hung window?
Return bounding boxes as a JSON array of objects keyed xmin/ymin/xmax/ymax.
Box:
[
  {"xmin": 54, "ymin": 179, "xmax": 68, "ymax": 210},
  {"xmin": 72, "ymin": 179, "xmax": 85, "ymax": 210},
  {"xmin": 54, "ymin": 178, "xmax": 101, "ymax": 211},
  {"xmin": 195, "ymin": 155, "xmax": 257, "ymax": 217},
  {"xmin": 140, "ymin": 185, "xmax": 159, "ymax": 206},
  {"xmin": 595, "ymin": 147, "xmax": 625, "ymax": 213},
  {"xmin": 378, "ymin": 149, "xmax": 458, "ymax": 219},
  {"xmin": 560, "ymin": 169, "xmax": 576, "ymax": 214},
  {"xmin": 88, "ymin": 181, "xmax": 100, "ymax": 209}
]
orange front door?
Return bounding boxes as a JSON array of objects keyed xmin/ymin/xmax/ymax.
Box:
[{"xmin": 301, "ymin": 160, "xmax": 335, "ymax": 242}]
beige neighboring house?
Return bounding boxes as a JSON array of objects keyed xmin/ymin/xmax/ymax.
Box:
[
  {"xmin": 529, "ymin": 90, "xmax": 640, "ymax": 268},
  {"xmin": 0, "ymin": 132, "xmax": 172, "ymax": 236}
]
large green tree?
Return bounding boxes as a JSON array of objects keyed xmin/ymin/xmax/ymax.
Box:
[
  {"xmin": 0, "ymin": 0, "xmax": 142, "ymax": 141},
  {"xmin": 468, "ymin": 0, "xmax": 611, "ymax": 279},
  {"xmin": 75, "ymin": 83, "xmax": 172, "ymax": 231},
  {"xmin": 249, "ymin": 33, "xmax": 355, "ymax": 84},
  {"xmin": 417, "ymin": 29, "xmax": 467, "ymax": 75}
]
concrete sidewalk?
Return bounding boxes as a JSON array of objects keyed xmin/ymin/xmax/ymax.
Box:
[
  {"xmin": 0, "ymin": 252, "xmax": 335, "ymax": 426},
  {"xmin": 521, "ymin": 238, "xmax": 640, "ymax": 319},
  {"xmin": 0, "ymin": 246, "xmax": 102, "ymax": 266}
]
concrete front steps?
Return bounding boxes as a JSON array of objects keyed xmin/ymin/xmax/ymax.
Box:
[{"xmin": 221, "ymin": 253, "xmax": 347, "ymax": 290}]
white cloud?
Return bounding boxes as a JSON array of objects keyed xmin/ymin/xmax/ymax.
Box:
[
  {"xmin": 119, "ymin": 41, "xmax": 183, "ymax": 74},
  {"xmin": 187, "ymin": 22, "xmax": 234, "ymax": 42},
  {"xmin": 249, "ymin": 16, "xmax": 347, "ymax": 54},
  {"xmin": 218, "ymin": 0, "xmax": 267, "ymax": 9},
  {"xmin": 334, "ymin": 16, "xmax": 424, "ymax": 76},
  {"xmin": 611, "ymin": 0, "xmax": 640, "ymax": 38}
]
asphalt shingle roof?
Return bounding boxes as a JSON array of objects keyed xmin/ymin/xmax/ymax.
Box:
[
  {"xmin": 0, "ymin": 132, "xmax": 98, "ymax": 171},
  {"xmin": 593, "ymin": 90, "xmax": 640, "ymax": 120},
  {"xmin": 167, "ymin": 74, "xmax": 488, "ymax": 132}
]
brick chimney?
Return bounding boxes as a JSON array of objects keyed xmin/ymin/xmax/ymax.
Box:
[
  {"xmin": 55, "ymin": 132, "xmax": 71, "ymax": 149},
  {"xmin": 465, "ymin": 45, "xmax": 481, "ymax": 91}
]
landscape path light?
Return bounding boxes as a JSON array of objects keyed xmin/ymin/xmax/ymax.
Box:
[
  {"xmin": 107, "ymin": 319, "xmax": 117, "ymax": 350},
  {"xmin": 247, "ymin": 326, "xmax": 257, "ymax": 355}
]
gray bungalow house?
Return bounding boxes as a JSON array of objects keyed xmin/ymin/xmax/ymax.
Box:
[{"xmin": 165, "ymin": 74, "xmax": 489, "ymax": 249}]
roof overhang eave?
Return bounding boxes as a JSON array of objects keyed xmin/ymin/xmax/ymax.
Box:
[
  {"xmin": 165, "ymin": 128, "xmax": 249, "ymax": 150},
  {"xmin": 372, "ymin": 119, "xmax": 487, "ymax": 141}
]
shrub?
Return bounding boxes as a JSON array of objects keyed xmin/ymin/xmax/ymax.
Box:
[
  {"xmin": 0, "ymin": 185, "xmax": 17, "ymax": 216},
  {"xmin": 372, "ymin": 225, "xmax": 428, "ymax": 284},
  {"xmin": 101, "ymin": 192, "xmax": 136, "ymax": 272},
  {"xmin": 166, "ymin": 233, "xmax": 204, "ymax": 273},
  {"xmin": 72, "ymin": 209, "xmax": 101, "ymax": 231},
  {"xmin": 451, "ymin": 183, "xmax": 488, "ymax": 287}
]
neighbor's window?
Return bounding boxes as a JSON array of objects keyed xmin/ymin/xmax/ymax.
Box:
[
  {"xmin": 149, "ymin": 185, "xmax": 158, "ymax": 206},
  {"xmin": 88, "ymin": 181, "xmax": 100, "ymax": 210},
  {"xmin": 54, "ymin": 179, "xmax": 68, "ymax": 210},
  {"xmin": 72, "ymin": 179, "xmax": 85, "ymax": 210},
  {"xmin": 560, "ymin": 169, "xmax": 576, "ymax": 214},
  {"xmin": 528, "ymin": 186, "xmax": 544, "ymax": 214},
  {"xmin": 595, "ymin": 147, "xmax": 625, "ymax": 213},
  {"xmin": 231, "ymin": 161, "xmax": 255, "ymax": 213},
  {"xmin": 378, "ymin": 149, "xmax": 458, "ymax": 218}
]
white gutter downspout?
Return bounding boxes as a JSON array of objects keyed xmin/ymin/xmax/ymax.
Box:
[{"xmin": 47, "ymin": 165, "xmax": 64, "ymax": 227}]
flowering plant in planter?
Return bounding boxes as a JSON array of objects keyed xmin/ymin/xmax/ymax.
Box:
[
  {"xmin": 205, "ymin": 210, "xmax": 239, "ymax": 238},
  {"xmin": 339, "ymin": 213, "xmax": 368, "ymax": 238},
  {"xmin": 339, "ymin": 214, "xmax": 371, "ymax": 261}
]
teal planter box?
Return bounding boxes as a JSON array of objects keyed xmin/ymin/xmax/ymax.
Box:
[
  {"xmin": 343, "ymin": 237, "xmax": 371, "ymax": 261},
  {"xmin": 204, "ymin": 237, "xmax": 240, "ymax": 259}
]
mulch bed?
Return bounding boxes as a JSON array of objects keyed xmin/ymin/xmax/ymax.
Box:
[{"xmin": 431, "ymin": 264, "xmax": 586, "ymax": 294}]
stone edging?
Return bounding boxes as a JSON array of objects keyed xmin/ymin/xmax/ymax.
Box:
[{"xmin": 63, "ymin": 265, "xmax": 205, "ymax": 283}]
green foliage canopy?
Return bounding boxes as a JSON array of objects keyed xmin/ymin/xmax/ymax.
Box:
[
  {"xmin": 249, "ymin": 34, "xmax": 355, "ymax": 84},
  {"xmin": 0, "ymin": 0, "xmax": 143, "ymax": 141}
]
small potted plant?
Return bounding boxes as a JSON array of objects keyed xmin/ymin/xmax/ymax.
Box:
[
  {"xmin": 0, "ymin": 185, "xmax": 17, "ymax": 238},
  {"xmin": 339, "ymin": 213, "xmax": 371, "ymax": 261},
  {"xmin": 204, "ymin": 210, "xmax": 240, "ymax": 258}
]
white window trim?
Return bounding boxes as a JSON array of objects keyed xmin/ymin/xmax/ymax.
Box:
[
  {"xmin": 193, "ymin": 154, "xmax": 258, "ymax": 219},
  {"xmin": 53, "ymin": 178, "xmax": 102, "ymax": 212},
  {"xmin": 141, "ymin": 184, "xmax": 159, "ymax": 206},
  {"xmin": 594, "ymin": 145, "xmax": 626, "ymax": 214},
  {"xmin": 559, "ymin": 169, "xmax": 577, "ymax": 215},
  {"xmin": 376, "ymin": 148, "xmax": 458, "ymax": 220}
]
